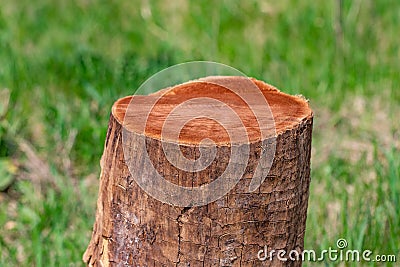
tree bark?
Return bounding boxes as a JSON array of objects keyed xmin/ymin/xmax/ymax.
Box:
[{"xmin": 83, "ymin": 76, "xmax": 313, "ymax": 266}]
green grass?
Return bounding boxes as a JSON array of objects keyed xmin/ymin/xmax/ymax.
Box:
[{"xmin": 0, "ymin": 0, "xmax": 399, "ymax": 266}]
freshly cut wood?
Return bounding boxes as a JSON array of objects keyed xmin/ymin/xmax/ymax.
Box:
[{"xmin": 83, "ymin": 76, "xmax": 313, "ymax": 266}]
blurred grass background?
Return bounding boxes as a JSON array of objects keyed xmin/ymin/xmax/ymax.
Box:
[{"xmin": 0, "ymin": 0, "xmax": 399, "ymax": 266}]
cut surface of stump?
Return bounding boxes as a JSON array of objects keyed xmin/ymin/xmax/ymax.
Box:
[{"xmin": 84, "ymin": 76, "xmax": 313, "ymax": 266}]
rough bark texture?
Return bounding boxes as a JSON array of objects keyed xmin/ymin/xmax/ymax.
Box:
[{"xmin": 83, "ymin": 77, "xmax": 313, "ymax": 266}]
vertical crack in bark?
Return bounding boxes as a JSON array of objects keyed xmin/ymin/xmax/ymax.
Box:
[{"xmin": 176, "ymin": 206, "xmax": 191, "ymax": 266}]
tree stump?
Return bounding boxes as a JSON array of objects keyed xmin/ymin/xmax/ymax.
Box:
[{"xmin": 83, "ymin": 76, "xmax": 313, "ymax": 266}]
